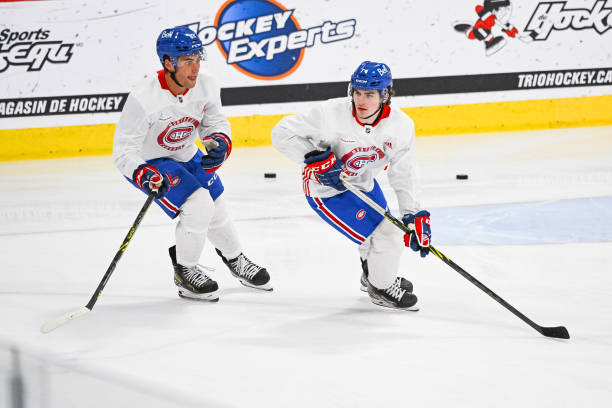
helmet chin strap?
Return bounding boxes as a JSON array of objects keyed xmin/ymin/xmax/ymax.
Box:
[
  {"xmin": 164, "ymin": 60, "xmax": 185, "ymax": 88},
  {"xmin": 351, "ymin": 88, "xmax": 388, "ymax": 123},
  {"xmin": 168, "ymin": 68, "xmax": 184, "ymax": 88},
  {"xmin": 352, "ymin": 100, "xmax": 384, "ymax": 123}
]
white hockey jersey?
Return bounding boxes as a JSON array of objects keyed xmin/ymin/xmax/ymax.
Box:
[
  {"xmin": 271, "ymin": 97, "xmax": 421, "ymax": 215},
  {"xmin": 113, "ymin": 70, "xmax": 230, "ymax": 178}
]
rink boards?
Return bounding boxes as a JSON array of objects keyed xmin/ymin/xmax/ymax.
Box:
[{"xmin": 1, "ymin": 0, "xmax": 612, "ymax": 160}]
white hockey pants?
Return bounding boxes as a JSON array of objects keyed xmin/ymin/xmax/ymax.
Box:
[{"xmin": 175, "ymin": 188, "xmax": 241, "ymax": 266}]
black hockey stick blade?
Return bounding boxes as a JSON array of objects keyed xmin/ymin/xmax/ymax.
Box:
[
  {"xmin": 41, "ymin": 190, "xmax": 157, "ymax": 334},
  {"xmin": 539, "ymin": 325, "xmax": 570, "ymax": 339},
  {"xmin": 340, "ymin": 176, "xmax": 571, "ymax": 339}
]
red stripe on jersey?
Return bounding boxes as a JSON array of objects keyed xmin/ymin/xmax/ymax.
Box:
[
  {"xmin": 302, "ymin": 167, "xmax": 313, "ymax": 196},
  {"xmin": 313, "ymin": 197, "xmax": 365, "ymax": 243},
  {"xmin": 159, "ymin": 197, "xmax": 179, "ymax": 214}
]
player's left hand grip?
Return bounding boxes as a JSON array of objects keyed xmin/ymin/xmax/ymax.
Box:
[
  {"xmin": 402, "ymin": 211, "xmax": 431, "ymax": 258},
  {"xmin": 133, "ymin": 164, "xmax": 170, "ymax": 198},
  {"xmin": 201, "ymin": 134, "xmax": 231, "ymax": 173}
]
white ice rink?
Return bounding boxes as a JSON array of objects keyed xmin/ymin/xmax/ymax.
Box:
[{"xmin": 1, "ymin": 126, "xmax": 612, "ymax": 407}]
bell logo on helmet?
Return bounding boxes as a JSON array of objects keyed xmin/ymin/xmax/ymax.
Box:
[
  {"xmin": 187, "ymin": 0, "xmax": 356, "ymax": 80},
  {"xmin": 156, "ymin": 26, "xmax": 205, "ymax": 67}
]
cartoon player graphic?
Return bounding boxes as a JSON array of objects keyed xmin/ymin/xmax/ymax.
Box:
[{"xmin": 453, "ymin": 0, "xmax": 537, "ymax": 56}]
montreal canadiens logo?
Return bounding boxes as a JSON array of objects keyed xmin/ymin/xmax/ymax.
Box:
[
  {"xmin": 356, "ymin": 209, "xmax": 366, "ymax": 220},
  {"xmin": 189, "ymin": 0, "xmax": 356, "ymax": 80},
  {"xmin": 157, "ymin": 117, "xmax": 200, "ymax": 151},
  {"xmin": 168, "ymin": 174, "xmax": 181, "ymax": 187},
  {"xmin": 346, "ymin": 154, "xmax": 377, "ymax": 171},
  {"xmin": 342, "ymin": 146, "xmax": 385, "ymax": 176}
]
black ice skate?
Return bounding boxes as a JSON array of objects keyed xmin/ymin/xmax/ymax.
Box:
[
  {"xmin": 485, "ymin": 36, "xmax": 506, "ymax": 56},
  {"xmin": 453, "ymin": 22, "xmax": 472, "ymax": 34},
  {"xmin": 169, "ymin": 246, "xmax": 219, "ymax": 301},
  {"xmin": 360, "ymin": 258, "xmax": 413, "ymax": 293},
  {"xmin": 215, "ymin": 248, "xmax": 272, "ymax": 291},
  {"xmin": 367, "ymin": 279, "xmax": 419, "ymax": 311}
]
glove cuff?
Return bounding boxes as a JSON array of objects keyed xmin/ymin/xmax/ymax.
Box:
[
  {"xmin": 208, "ymin": 132, "xmax": 232, "ymax": 158},
  {"xmin": 133, "ymin": 164, "xmax": 160, "ymax": 188},
  {"xmin": 305, "ymin": 151, "xmax": 337, "ymax": 173}
]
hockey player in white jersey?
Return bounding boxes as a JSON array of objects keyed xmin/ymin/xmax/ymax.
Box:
[
  {"xmin": 113, "ymin": 26, "xmax": 271, "ymax": 301},
  {"xmin": 271, "ymin": 61, "xmax": 431, "ymax": 310}
]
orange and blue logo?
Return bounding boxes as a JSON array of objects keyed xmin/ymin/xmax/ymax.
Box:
[{"xmin": 190, "ymin": 0, "xmax": 356, "ymax": 80}]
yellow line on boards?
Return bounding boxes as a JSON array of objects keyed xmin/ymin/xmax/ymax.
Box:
[{"xmin": 1, "ymin": 95, "xmax": 611, "ymax": 161}]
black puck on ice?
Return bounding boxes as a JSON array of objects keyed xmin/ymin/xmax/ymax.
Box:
[
  {"xmin": 456, "ymin": 174, "xmax": 469, "ymax": 180},
  {"xmin": 264, "ymin": 172, "xmax": 277, "ymax": 179}
]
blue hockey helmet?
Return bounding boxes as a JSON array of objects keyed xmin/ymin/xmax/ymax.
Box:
[
  {"xmin": 156, "ymin": 26, "xmax": 205, "ymax": 67},
  {"xmin": 349, "ymin": 61, "xmax": 393, "ymax": 98}
]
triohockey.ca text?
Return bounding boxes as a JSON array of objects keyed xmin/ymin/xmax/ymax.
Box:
[{"xmin": 518, "ymin": 69, "xmax": 612, "ymax": 88}]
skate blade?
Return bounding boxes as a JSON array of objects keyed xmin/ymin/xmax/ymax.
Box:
[
  {"xmin": 238, "ymin": 279, "xmax": 273, "ymax": 292},
  {"xmin": 178, "ymin": 289, "xmax": 219, "ymax": 302},
  {"xmin": 370, "ymin": 298, "xmax": 419, "ymax": 312}
]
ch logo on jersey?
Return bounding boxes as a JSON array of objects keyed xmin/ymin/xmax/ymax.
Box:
[
  {"xmin": 347, "ymin": 154, "xmax": 377, "ymax": 170},
  {"xmin": 168, "ymin": 174, "xmax": 181, "ymax": 187},
  {"xmin": 157, "ymin": 117, "xmax": 200, "ymax": 151},
  {"xmin": 356, "ymin": 209, "xmax": 366, "ymax": 220},
  {"xmin": 341, "ymin": 146, "xmax": 385, "ymax": 176}
]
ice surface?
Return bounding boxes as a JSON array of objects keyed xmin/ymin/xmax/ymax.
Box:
[{"xmin": 1, "ymin": 126, "xmax": 611, "ymax": 407}]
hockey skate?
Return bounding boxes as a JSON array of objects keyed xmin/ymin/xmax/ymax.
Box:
[
  {"xmin": 215, "ymin": 248, "xmax": 272, "ymax": 291},
  {"xmin": 169, "ymin": 246, "xmax": 219, "ymax": 301},
  {"xmin": 360, "ymin": 258, "xmax": 413, "ymax": 293},
  {"xmin": 452, "ymin": 21, "xmax": 473, "ymax": 35},
  {"xmin": 485, "ymin": 36, "xmax": 506, "ymax": 56},
  {"xmin": 367, "ymin": 279, "xmax": 419, "ymax": 311}
]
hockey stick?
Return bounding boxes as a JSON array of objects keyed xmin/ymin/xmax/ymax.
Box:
[
  {"xmin": 41, "ymin": 188, "xmax": 159, "ymax": 334},
  {"xmin": 340, "ymin": 175, "xmax": 570, "ymax": 339}
]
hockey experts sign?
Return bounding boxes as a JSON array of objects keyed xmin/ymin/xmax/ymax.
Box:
[
  {"xmin": 0, "ymin": 28, "xmax": 74, "ymax": 73},
  {"xmin": 189, "ymin": 0, "xmax": 356, "ymax": 80}
]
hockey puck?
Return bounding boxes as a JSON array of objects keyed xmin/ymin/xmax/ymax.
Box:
[
  {"xmin": 264, "ymin": 172, "xmax": 277, "ymax": 179},
  {"xmin": 456, "ymin": 174, "xmax": 469, "ymax": 180}
]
